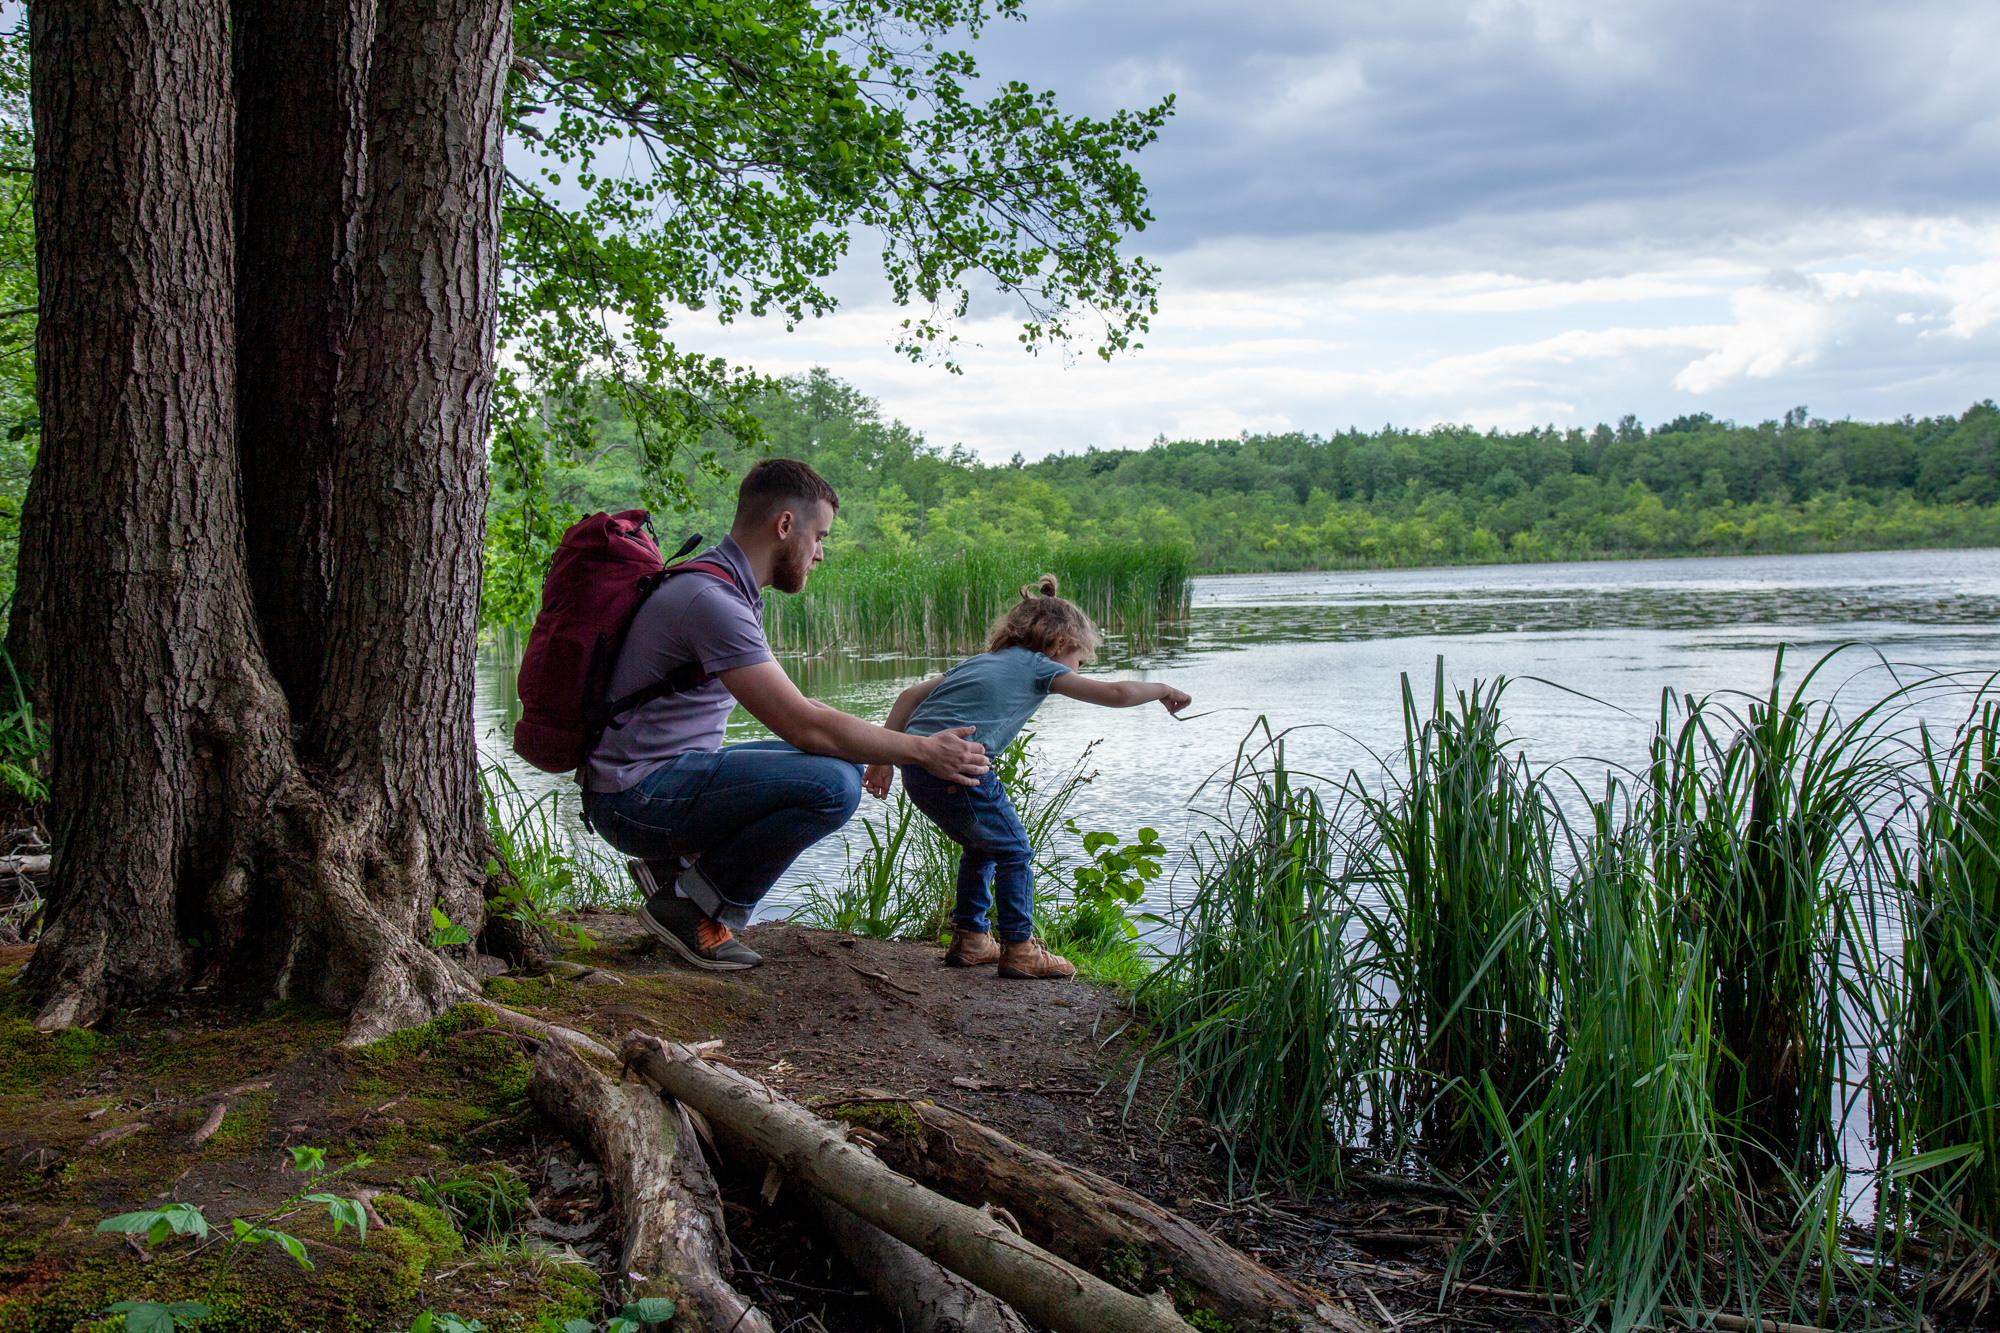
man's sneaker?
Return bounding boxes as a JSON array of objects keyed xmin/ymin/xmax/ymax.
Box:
[
  {"xmin": 997, "ymin": 938, "xmax": 1075, "ymax": 981},
  {"xmin": 636, "ymin": 895, "xmax": 762, "ymax": 972},
  {"xmin": 945, "ymin": 928, "xmax": 1002, "ymax": 967}
]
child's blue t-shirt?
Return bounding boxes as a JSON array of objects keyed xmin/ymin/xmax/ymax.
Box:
[{"xmin": 903, "ymin": 646, "xmax": 1072, "ymax": 758}]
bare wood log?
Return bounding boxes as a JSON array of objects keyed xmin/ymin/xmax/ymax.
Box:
[
  {"xmin": 529, "ymin": 1032, "xmax": 772, "ymax": 1333},
  {"xmin": 830, "ymin": 1095, "xmax": 1326, "ymax": 1330},
  {"xmin": 695, "ymin": 1092, "xmax": 1033, "ymax": 1333},
  {"xmin": 619, "ymin": 1032, "xmax": 1194, "ymax": 1333},
  {"xmin": 812, "ymin": 1195, "xmax": 1034, "ymax": 1333}
]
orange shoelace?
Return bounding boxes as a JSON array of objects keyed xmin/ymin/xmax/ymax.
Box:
[{"xmin": 696, "ymin": 917, "xmax": 733, "ymax": 951}]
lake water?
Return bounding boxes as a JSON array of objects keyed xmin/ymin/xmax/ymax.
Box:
[{"xmin": 475, "ymin": 548, "xmax": 2000, "ymax": 921}]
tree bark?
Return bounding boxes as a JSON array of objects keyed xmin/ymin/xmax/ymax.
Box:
[
  {"xmin": 18, "ymin": 0, "xmax": 297, "ymax": 1030},
  {"xmin": 232, "ymin": 0, "xmax": 377, "ymax": 721},
  {"xmin": 619, "ymin": 1034, "xmax": 1195, "ymax": 1333},
  {"xmin": 527, "ymin": 1033, "xmax": 772, "ymax": 1333},
  {"xmin": 833, "ymin": 1097, "xmax": 1331, "ymax": 1330},
  {"xmin": 18, "ymin": 0, "xmax": 512, "ymax": 1038}
]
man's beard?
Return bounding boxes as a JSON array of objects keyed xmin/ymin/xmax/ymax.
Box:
[{"xmin": 772, "ymin": 534, "xmax": 815, "ymax": 594}]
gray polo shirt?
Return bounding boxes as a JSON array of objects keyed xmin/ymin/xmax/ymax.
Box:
[{"xmin": 583, "ymin": 537, "xmax": 770, "ymax": 793}]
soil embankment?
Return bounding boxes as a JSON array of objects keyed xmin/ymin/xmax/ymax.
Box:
[{"xmin": 0, "ymin": 921, "xmax": 1540, "ymax": 1332}]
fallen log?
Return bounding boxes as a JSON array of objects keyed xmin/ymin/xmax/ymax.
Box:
[
  {"xmin": 812, "ymin": 1194, "xmax": 1034, "ymax": 1333},
  {"xmin": 829, "ymin": 1094, "xmax": 1326, "ymax": 1330},
  {"xmin": 693, "ymin": 1093, "xmax": 1034, "ymax": 1333},
  {"xmin": 528, "ymin": 1033, "xmax": 771, "ymax": 1333},
  {"xmin": 618, "ymin": 1032, "xmax": 1195, "ymax": 1333}
]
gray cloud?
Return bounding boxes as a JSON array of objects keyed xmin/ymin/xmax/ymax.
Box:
[{"xmin": 965, "ymin": 0, "xmax": 2000, "ymax": 252}]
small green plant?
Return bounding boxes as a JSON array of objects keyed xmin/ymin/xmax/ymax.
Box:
[
  {"xmin": 0, "ymin": 642, "xmax": 46, "ymax": 804},
  {"xmin": 404, "ymin": 1165, "xmax": 531, "ymax": 1240},
  {"xmin": 97, "ymin": 1146, "xmax": 374, "ymax": 1308},
  {"xmin": 1054, "ymin": 822, "xmax": 1164, "ymax": 945},
  {"xmin": 428, "ymin": 903, "xmax": 473, "ymax": 948},
  {"xmin": 97, "ymin": 1300, "xmax": 210, "ymax": 1333},
  {"xmin": 406, "ymin": 1312, "xmax": 486, "ymax": 1333},
  {"xmin": 561, "ymin": 1297, "xmax": 676, "ymax": 1333}
]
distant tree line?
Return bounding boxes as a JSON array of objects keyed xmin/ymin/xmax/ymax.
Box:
[{"xmin": 489, "ymin": 371, "xmax": 2000, "ymax": 621}]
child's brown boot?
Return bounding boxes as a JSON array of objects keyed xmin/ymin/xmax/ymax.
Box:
[
  {"xmin": 997, "ymin": 938, "xmax": 1075, "ymax": 980},
  {"xmin": 946, "ymin": 928, "xmax": 1002, "ymax": 967}
]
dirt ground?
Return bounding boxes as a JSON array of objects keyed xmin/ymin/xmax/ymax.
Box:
[{"xmin": 0, "ymin": 918, "xmax": 1554, "ymax": 1333}]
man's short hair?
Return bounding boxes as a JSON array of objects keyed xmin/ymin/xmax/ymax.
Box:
[{"xmin": 735, "ymin": 458, "xmax": 840, "ymax": 528}]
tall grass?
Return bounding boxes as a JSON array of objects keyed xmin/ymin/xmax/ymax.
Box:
[
  {"xmin": 764, "ymin": 540, "xmax": 1194, "ymax": 656},
  {"xmin": 1141, "ymin": 735, "xmax": 1387, "ymax": 1187},
  {"xmin": 1883, "ymin": 699, "xmax": 2000, "ymax": 1304},
  {"xmin": 1146, "ymin": 648, "xmax": 1995, "ymax": 1326},
  {"xmin": 1356, "ymin": 664, "xmax": 1561, "ymax": 1164}
]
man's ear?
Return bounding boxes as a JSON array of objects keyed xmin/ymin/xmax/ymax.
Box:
[{"xmin": 771, "ymin": 508, "xmax": 796, "ymax": 541}]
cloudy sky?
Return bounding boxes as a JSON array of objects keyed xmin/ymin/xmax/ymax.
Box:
[{"xmin": 679, "ymin": 0, "xmax": 2000, "ymax": 461}]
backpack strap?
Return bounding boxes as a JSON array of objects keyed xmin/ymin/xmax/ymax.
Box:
[{"xmin": 588, "ymin": 559, "xmax": 748, "ymax": 730}]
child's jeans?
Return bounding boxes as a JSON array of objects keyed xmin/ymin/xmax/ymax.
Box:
[{"xmin": 900, "ymin": 765, "xmax": 1035, "ymax": 942}]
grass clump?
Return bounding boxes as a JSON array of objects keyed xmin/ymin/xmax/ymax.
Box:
[
  {"xmin": 1143, "ymin": 647, "xmax": 1994, "ymax": 1329},
  {"xmin": 764, "ymin": 539, "xmax": 1193, "ymax": 657}
]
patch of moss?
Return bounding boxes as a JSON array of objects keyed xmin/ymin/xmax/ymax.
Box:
[
  {"xmin": 355, "ymin": 1003, "xmax": 487, "ymax": 1064},
  {"xmin": 826, "ymin": 1099, "xmax": 927, "ymax": 1142},
  {"xmin": 0, "ymin": 1015, "xmax": 108, "ymax": 1093},
  {"xmin": 203, "ymin": 1091, "xmax": 272, "ymax": 1151},
  {"xmin": 522, "ymin": 1262, "xmax": 602, "ymax": 1333}
]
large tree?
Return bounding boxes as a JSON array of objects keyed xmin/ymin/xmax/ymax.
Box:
[{"xmin": 16, "ymin": 0, "xmax": 1165, "ymax": 1038}]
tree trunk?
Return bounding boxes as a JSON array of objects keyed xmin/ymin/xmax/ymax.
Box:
[
  {"xmin": 18, "ymin": 0, "xmax": 513, "ymax": 1039},
  {"xmin": 232, "ymin": 0, "xmax": 378, "ymax": 721},
  {"xmin": 18, "ymin": 0, "xmax": 298, "ymax": 1031}
]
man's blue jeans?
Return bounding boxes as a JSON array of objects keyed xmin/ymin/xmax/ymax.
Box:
[
  {"xmin": 585, "ymin": 741, "xmax": 862, "ymax": 929},
  {"xmin": 901, "ymin": 766, "xmax": 1035, "ymax": 943}
]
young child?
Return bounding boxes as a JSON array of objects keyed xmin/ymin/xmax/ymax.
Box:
[{"xmin": 862, "ymin": 575, "xmax": 1191, "ymax": 979}]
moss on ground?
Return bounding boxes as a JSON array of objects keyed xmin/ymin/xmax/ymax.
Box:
[{"xmin": 0, "ymin": 1015, "xmax": 108, "ymax": 1094}]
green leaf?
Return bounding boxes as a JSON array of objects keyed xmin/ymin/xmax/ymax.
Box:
[
  {"xmin": 106, "ymin": 1302, "xmax": 176, "ymax": 1333},
  {"xmin": 165, "ymin": 1304, "xmax": 212, "ymax": 1321},
  {"xmin": 1889, "ymin": 1142, "xmax": 1983, "ymax": 1177},
  {"xmin": 289, "ymin": 1144, "xmax": 327, "ymax": 1175},
  {"xmin": 409, "ymin": 1313, "xmax": 435, "ymax": 1333},
  {"xmin": 270, "ymin": 1229, "xmax": 313, "ymax": 1269},
  {"xmin": 621, "ymin": 1296, "xmax": 678, "ymax": 1322},
  {"xmin": 605, "ymin": 1320, "xmax": 639, "ymax": 1333},
  {"xmin": 561, "ymin": 1321, "xmax": 596, "ymax": 1333}
]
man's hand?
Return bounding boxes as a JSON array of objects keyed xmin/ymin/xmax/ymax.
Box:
[
  {"xmin": 862, "ymin": 763, "xmax": 895, "ymax": 799},
  {"xmin": 1160, "ymin": 686, "xmax": 1193, "ymax": 716},
  {"xmin": 914, "ymin": 726, "xmax": 989, "ymax": 786}
]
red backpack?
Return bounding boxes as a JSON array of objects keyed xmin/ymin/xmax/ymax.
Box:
[{"xmin": 511, "ymin": 510, "xmax": 743, "ymax": 774}]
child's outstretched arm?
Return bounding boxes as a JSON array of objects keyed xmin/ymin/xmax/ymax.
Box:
[
  {"xmin": 864, "ymin": 674, "xmax": 946, "ymax": 797},
  {"xmin": 1050, "ymin": 672, "xmax": 1191, "ymax": 715}
]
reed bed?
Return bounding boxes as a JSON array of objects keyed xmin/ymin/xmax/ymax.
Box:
[
  {"xmin": 1145, "ymin": 650, "xmax": 2000, "ymax": 1329},
  {"xmin": 763, "ymin": 540, "xmax": 1195, "ymax": 656}
]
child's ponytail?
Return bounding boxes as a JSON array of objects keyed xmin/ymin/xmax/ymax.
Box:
[{"xmin": 988, "ymin": 573, "xmax": 1101, "ymax": 661}]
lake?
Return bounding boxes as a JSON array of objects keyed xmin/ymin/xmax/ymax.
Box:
[{"xmin": 475, "ymin": 547, "xmax": 2000, "ymax": 921}]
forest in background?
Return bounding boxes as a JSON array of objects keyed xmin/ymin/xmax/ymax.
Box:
[{"xmin": 485, "ymin": 366, "xmax": 2000, "ymax": 628}]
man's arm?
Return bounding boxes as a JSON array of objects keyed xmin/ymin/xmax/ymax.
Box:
[
  {"xmin": 861, "ymin": 675, "xmax": 946, "ymax": 798},
  {"xmin": 1049, "ymin": 672, "xmax": 1192, "ymax": 714},
  {"xmin": 718, "ymin": 661, "xmax": 988, "ymax": 783}
]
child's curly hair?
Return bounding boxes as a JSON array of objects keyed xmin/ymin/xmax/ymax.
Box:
[{"xmin": 984, "ymin": 574, "xmax": 1102, "ymax": 662}]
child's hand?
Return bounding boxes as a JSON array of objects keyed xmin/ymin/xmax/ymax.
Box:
[
  {"xmin": 1160, "ymin": 686, "xmax": 1192, "ymax": 716},
  {"xmin": 862, "ymin": 763, "xmax": 895, "ymax": 799}
]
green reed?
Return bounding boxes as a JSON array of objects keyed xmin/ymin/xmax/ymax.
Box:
[
  {"xmin": 1644, "ymin": 648, "xmax": 1905, "ymax": 1187},
  {"xmin": 1883, "ymin": 698, "xmax": 2000, "ymax": 1305},
  {"xmin": 1139, "ymin": 732, "xmax": 1388, "ymax": 1187},
  {"xmin": 1145, "ymin": 647, "xmax": 1992, "ymax": 1325},
  {"xmin": 1355, "ymin": 662, "xmax": 1562, "ymax": 1165},
  {"xmin": 763, "ymin": 539, "xmax": 1194, "ymax": 656}
]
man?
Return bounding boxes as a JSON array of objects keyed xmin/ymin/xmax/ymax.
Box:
[{"xmin": 582, "ymin": 458, "xmax": 989, "ymax": 971}]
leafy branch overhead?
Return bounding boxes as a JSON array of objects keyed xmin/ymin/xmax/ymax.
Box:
[{"xmin": 498, "ymin": 0, "xmax": 1171, "ymax": 492}]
